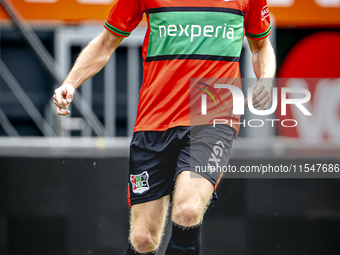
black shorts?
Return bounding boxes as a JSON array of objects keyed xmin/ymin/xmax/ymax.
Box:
[{"xmin": 128, "ymin": 125, "xmax": 235, "ymax": 207}]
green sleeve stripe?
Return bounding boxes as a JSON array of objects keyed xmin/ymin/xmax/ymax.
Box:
[
  {"xmin": 245, "ymin": 26, "xmax": 272, "ymax": 39},
  {"xmin": 104, "ymin": 22, "xmax": 131, "ymax": 37}
]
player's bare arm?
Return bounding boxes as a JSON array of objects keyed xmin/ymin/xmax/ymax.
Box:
[
  {"xmin": 53, "ymin": 29, "xmax": 123, "ymax": 116},
  {"xmin": 246, "ymin": 37, "xmax": 276, "ymax": 110}
]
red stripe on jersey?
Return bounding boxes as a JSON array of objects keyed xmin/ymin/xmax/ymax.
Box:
[{"xmin": 128, "ymin": 184, "xmax": 131, "ymax": 208}]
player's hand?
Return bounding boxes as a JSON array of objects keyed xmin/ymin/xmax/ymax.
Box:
[
  {"xmin": 244, "ymin": 80, "xmax": 272, "ymax": 110},
  {"xmin": 53, "ymin": 84, "xmax": 75, "ymax": 116}
]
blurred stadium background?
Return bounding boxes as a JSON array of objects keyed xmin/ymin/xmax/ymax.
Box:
[{"xmin": 0, "ymin": 0, "xmax": 340, "ymax": 254}]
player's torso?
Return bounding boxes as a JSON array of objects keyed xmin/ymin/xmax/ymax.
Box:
[
  {"xmin": 134, "ymin": 0, "xmax": 251, "ymax": 132},
  {"xmin": 143, "ymin": 0, "xmax": 250, "ymax": 61}
]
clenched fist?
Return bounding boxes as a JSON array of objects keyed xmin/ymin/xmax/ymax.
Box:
[
  {"xmin": 245, "ymin": 80, "xmax": 273, "ymax": 110},
  {"xmin": 53, "ymin": 84, "xmax": 75, "ymax": 116}
]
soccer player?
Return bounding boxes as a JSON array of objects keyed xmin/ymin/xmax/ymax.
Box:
[{"xmin": 53, "ymin": 0, "xmax": 276, "ymax": 254}]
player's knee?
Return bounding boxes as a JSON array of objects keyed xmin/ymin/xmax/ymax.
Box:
[
  {"xmin": 172, "ymin": 203, "xmax": 201, "ymax": 227},
  {"xmin": 131, "ymin": 231, "xmax": 158, "ymax": 253}
]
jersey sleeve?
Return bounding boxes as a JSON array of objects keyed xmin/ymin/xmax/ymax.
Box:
[
  {"xmin": 104, "ymin": 0, "xmax": 145, "ymax": 37},
  {"xmin": 244, "ymin": 0, "xmax": 272, "ymax": 41}
]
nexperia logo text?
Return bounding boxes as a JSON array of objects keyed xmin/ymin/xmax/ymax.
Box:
[
  {"xmin": 159, "ymin": 23, "xmax": 235, "ymax": 42},
  {"xmin": 148, "ymin": 11, "xmax": 243, "ymax": 57}
]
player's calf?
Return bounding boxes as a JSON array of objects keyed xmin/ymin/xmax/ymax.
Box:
[{"xmin": 165, "ymin": 223, "xmax": 201, "ymax": 255}]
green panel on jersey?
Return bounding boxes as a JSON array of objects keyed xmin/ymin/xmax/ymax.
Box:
[{"xmin": 147, "ymin": 11, "xmax": 244, "ymax": 58}]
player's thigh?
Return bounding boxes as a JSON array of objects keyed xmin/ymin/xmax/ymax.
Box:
[
  {"xmin": 130, "ymin": 195, "xmax": 170, "ymax": 241},
  {"xmin": 172, "ymin": 171, "xmax": 214, "ymax": 226}
]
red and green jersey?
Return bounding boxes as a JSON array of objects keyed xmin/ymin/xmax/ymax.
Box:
[{"xmin": 104, "ymin": 0, "xmax": 271, "ymax": 133}]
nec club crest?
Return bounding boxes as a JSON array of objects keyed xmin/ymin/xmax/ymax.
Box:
[{"xmin": 130, "ymin": 171, "xmax": 150, "ymax": 194}]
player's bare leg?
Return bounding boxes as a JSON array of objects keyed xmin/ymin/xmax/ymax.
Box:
[
  {"xmin": 172, "ymin": 171, "xmax": 213, "ymax": 226},
  {"xmin": 128, "ymin": 195, "xmax": 170, "ymax": 254},
  {"xmin": 165, "ymin": 170, "xmax": 214, "ymax": 254}
]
